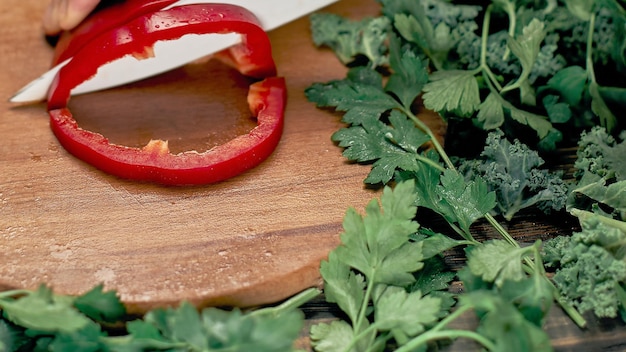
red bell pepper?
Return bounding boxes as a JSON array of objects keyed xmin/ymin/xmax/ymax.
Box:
[
  {"xmin": 47, "ymin": 3, "xmax": 286, "ymax": 185},
  {"xmin": 51, "ymin": 0, "xmax": 179, "ymax": 65}
]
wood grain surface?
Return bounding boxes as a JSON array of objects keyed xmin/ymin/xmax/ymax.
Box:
[{"xmin": 0, "ymin": 0, "xmax": 379, "ymax": 314}]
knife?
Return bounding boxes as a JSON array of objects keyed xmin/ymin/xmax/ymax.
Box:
[{"xmin": 10, "ymin": 0, "xmax": 338, "ymax": 103}]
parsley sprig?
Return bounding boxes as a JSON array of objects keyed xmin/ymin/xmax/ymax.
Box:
[{"xmin": 0, "ymin": 284, "xmax": 319, "ymax": 351}]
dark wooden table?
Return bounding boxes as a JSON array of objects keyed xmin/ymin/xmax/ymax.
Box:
[{"xmin": 1, "ymin": 0, "xmax": 624, "ymax": 350}]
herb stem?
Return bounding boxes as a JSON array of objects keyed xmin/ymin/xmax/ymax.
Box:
[
  {"xmin": 484, "ymin": 213, "xmax": 519, "ymax": 248},
  {"xmin": 102, "ymin": 335, "xmax": 188, "ymax": 350},
  {"xmin": 479, "ymin": 5, "xmax": 503, "ymax": 92},
  {"xmin": 248, "ymin": 287, "xmax": 321, "ymax": 318},
  {"xmin": 394, "ymin": 304, "xmax": 493, "ymax": 351},
  {"xmin": 555, "ymin": 294, "xmax": 588, "ymax": 328},
  {"xmin": 416, "ymin": 152, "xmax": 447, "ymax": 173},
  {"xmin": 585, "ymin": 12, "xmax": 597, "ymax": 83},
  {"xmin": 431, "ymin": 303, "xmax": 474, "ymax": 332},
  {"xmin": 396, "ymin": 329, "xmax": 497, "ymax": 352},
  {"xmin": 353, "ymin": 270, "xmax": 377, "ymax": 344},
  {"xmin": 0, "ymin": 289, "xmax": 33, "ymax": 300},
  {"xmin": 340, "ymin": 321, "xmax": 383, "ymax": 352},
  {"xmin": 400, "ymin": 107, "xmax": 454, "ymax": 170},
  {"xmin": 501, "ymin": 0, "xmax": 517, "ymax": 61}
]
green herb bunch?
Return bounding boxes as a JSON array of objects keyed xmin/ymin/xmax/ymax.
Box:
[
  {"xmin": 0, "ymin": 284, "xmax": 317, "ymax": 351},
  {"xmin": 311, "ymin": 0, "xmax": 626, "ymax": 150},
  {"xmin": 3, "ymin": 0, "xmax": 626, "ymax": 351},
  {"xmin": 305, "ymin": 0, "xmax": 626, "ymax": 350}
]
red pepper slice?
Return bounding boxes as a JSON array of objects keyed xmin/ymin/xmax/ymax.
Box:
[
  {"xmin": 52, "ymin": 0, "xmax": 179, "ymax": 65},
  {"xmin": 47, "ymin": 3, "xmax": 286, "ymax": 185}
]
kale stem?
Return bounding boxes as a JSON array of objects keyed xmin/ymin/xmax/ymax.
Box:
[
  {"xmin": 532, "ymin": 239, "xmax": 588, "ymax": 328},
  {"xmin": 570, "ymin": 208, "xmax": 626, "ymax": 232},
  {"xmin": 396, "ymin": 329, "xmax": 496, "ymax": 352},
  {"xmin": 554, "ymin": 293, "xmax": 587, "ymax": 328}
]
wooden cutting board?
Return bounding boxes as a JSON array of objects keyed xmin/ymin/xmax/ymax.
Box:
[{"xmin": 0, "ymin": 0, "xmax": 382, "ymax": 313}]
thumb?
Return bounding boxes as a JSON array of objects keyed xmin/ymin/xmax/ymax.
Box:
[{"xmin": 44, "ymin": 0, "xmax": 101, "ymax": 35}]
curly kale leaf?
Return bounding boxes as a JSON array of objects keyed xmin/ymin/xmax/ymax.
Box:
[
  {"xmin": 380, "ymin": 0, "xmax": 483, "ymax": 71},
  {"xmin": 543, "ymin": 215, "xmax": 626, "ymax": 320},
  {"xmin": 574, "ymin": 126, "xmax": 626, "ymax": 181},
  {"xmin": 379, "ymin": 0, "xmax": 481, "ymax": 27},
  {"xmin": 457, "ymin": 130, "xmax": 568, "ymax": 221},
  {"xmin": 310, "ymin": 13, "xmax": 390, "ymax": 67},
  {"xmin": 569, "ymin": 127, "xmax": 626, "ymax": 220}
]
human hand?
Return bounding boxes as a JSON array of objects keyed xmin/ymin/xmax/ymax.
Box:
[{"xmin": 43, "ymin": 0, "xmax": 101, "ymax": 35}]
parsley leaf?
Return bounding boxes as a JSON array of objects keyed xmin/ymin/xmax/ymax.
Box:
[
  {"xmin": 310, "ymin": 320, "xmax": 354, "ymax": 352},
  {"xmin": 499, "ymin": 272, "xmax": 556, "ymax": 326},
  {"xmin": 0, "ymin": 285, "xmax": 91, "ymax": 333},
  {"xmin": 543, "ymin": 65, "xmax": 588, "ymax": 106},
  {"xmin": 139, "ymin": 301, "xmax": 305, "ymax": 352},
  {"xmin": 386, "ymin": 34, "xmax": 430, "ymax": 108},
  {"xmin": 459, "ymin": 291, "xmax": 553, "ymax": 352},
  {"xmin": 477, "ymin": 92, "xmax": 506, "ymax": 129},
  {"xmin": 306, "ymin": 67, "xmax": 399, "ymax": 126},
  {"xmin": 422, "ymin": 69, "xmax": 481, "ymax": 116},
  {"xmin": 374, "ymin": 286, "xmax": 441, "ymax": 337},
  {"xmin": 406, "ymin": 166, "xmax": 495, "ymax": 240},
  {"xmin": 437, "ymin": 170, "xmax": 496, "ymax": 236},
  {"xmin": 320, "ymin": 251, "xmax": 365, "ymax": 324},
  {"xmin": 332, "ymin": 110, "xmax": 431, "ymax": 184},
  {"xmin": 73, "ymin": 284, "xmax": 126, "ymax": 323},
  {"xmin": 466, "ymin": 240, "xmax": 533, "ymax": 287},
  {"xmin": 333, "ymin": 180, "xmax": 423, "ymax": 285},
  {"xmin": 314, "ymin": 181, "xmax": 460, "ymax": 350},
  {"xmin": 508, "ymin": 106, "xmax": 553, "ymax": 139},
  {"xmin": 504, "ymin": 19, "xmax": 547, "ymax": 92}
]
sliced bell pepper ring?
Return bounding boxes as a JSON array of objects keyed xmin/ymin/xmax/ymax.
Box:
[
  {"xmin": 47, "ymin": 3, "xmax": 286, "ymax": 185},
  {"xmin": 51, "ymin": 0, "xmax": 179, "ymax": 65}
]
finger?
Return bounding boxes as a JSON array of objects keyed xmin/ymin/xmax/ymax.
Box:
[
  {"xmin": 61, "ymin": 0, "xmax": 101, "ymax": 31},
  {"xmin": 43, "ymin": 0, "xmax": 101, "ymax": 35},
  {"xmin": 43, "ymin": 0, "xmax": 68, "ymax": 35}
]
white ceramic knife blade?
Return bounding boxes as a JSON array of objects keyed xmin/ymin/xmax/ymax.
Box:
[{"xmin": 10, "ymin": 0, "xmax": 338, "ymax": 103}]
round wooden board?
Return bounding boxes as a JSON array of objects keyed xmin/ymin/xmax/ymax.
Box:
[{"xmin": 0, "ymin": 0, "xmax": 381, "ymax": 313}]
